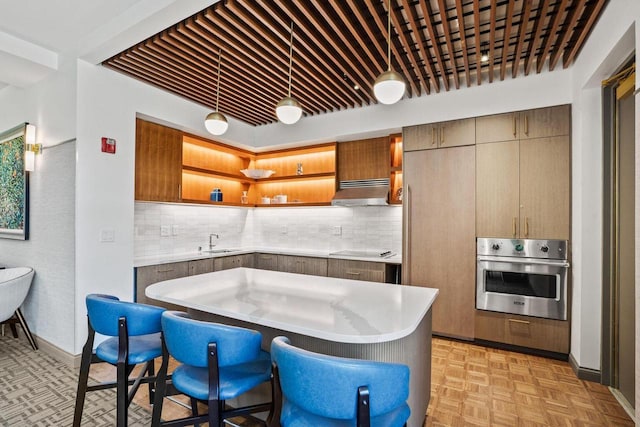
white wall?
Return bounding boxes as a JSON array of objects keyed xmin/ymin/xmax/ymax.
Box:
[
  {"xmin": 569, "ymin": 2, "xmax": 640, "ymax": 372},
  {"xmin": 0, "ymin": 57, "xmax": 76, "ymax": 353}
]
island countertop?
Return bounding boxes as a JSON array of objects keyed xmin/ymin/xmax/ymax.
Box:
[{"xmin": 146, "ymin": 267, "xmax": 438, "ymax": 344}]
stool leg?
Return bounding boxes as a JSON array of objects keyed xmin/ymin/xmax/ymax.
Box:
[
  {"xmin": 147, "ymin": 359, "xmax": 155, "ymax": 404},
  {"xmin": 15, "ymin": 309, "xmax": 38, "ymax": 350},
  {"xmin": 73, "ymin": 319, "xmax": 96, "ymax": 427},
  {"xmin": 151, "ymin": 335, "xmax": 169, "ymax": 427},
  {"xmin": 117, "ymin": 317, "xmax": 130, "ymax": 427}
]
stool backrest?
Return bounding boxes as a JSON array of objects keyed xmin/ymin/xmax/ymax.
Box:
[
  {"xmin": 0, "ymin": 267, "xmax": 34, "ymax": 322},
  {"xmin": 162, "ymin": 311, "xmax": 262, "ymax": 368},
  {"xmin": 271, "ymin": 336, "xmax": 410, "ymax": 420},
  {"xmin": 86, "ymin": 294, "xmax": 164, "ymax": 336}
]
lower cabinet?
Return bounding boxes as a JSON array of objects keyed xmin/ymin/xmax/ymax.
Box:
[
  {"xmin": 214, "ymin": 254, "xmax": 255, "ymax": 271},
  {"xmin": 255, "ymin": 253, "xmax": 279, "ymax": 271},
  {"xmin": 327, "ymin": 259, "xmax": 394, "ymax": 283},
  {"xmin": 136, "ymin": 259, "xmax": 214, "ymax": 309},
  {"xmin": 474, "ymin": 310, "xmax": 569, "ymax": 354},
  {"xmin": 277, "ymin": 255, "xmax": 328, "ymax": 276}
]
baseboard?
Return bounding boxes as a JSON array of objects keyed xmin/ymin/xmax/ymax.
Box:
[
  {"xmin": 34, "ymin": 335, "xmax": 82, "ymax": 369},
  {"xmin": 568, "ymin": 353, "xmax": 602, "ymax": 383},
  {"xmin": 473, "ymin": 339, "xmax": 569, "ymax": 361}
]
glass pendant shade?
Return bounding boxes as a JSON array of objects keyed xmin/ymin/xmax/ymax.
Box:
[
  {"xmin": 373, "ymin": 69, "xmax": 406, "ymax": 105},
  {"xmin": 275, "ymin": 96, "xmax": 303, "ymax": 124},
  {"xmin": 204, "ymin": 111, "xmax": 229, "ymax": 135}
]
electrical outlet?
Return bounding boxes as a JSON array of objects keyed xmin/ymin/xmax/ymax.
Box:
[
  {"xmin": 171, "ymin": 225, "xmax": 179, "ymax": 236},
  {"xmin": 280, "ymin": 226, "xmax": 288, "ymax": 234},
  {"xmin": 160, "ymin": 225, "xmax": 170, "ymax": 237},
  {"xmin": 332, "ymin": 226, "xmax": 342, "ymax": 236},
  {"xmin": 100, "ymin": 229, "xmax": 115, "ymax": 242}
]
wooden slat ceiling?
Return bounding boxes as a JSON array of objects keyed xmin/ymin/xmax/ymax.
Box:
[{"xmin": 103, "ymin": 0, "xmax": 608, "ymax": 126}]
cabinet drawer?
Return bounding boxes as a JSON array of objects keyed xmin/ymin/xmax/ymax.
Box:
[
  {"xmin": 188, "ymin": 258, "xmax": 214, "ymax": 276},
  {"xmin": 214, "ymin": 254, "xmax": 254, "ymax": 271},
  {"xmin": 474, "ymin": 310, "xmax": 507, "ymax": 343},
  {"xmin": 328, "ymin": 259, "xmax": 386, "ymax": 282},
  {"xmin": 255, "ymin": 253, "xmax": 279, "ymax": 271},
  {"xmin": 135, "ymin": 261, "xmax": 190, "ymax": 309},
  {"xmin": 277, "ymin": 255, "xmax": 328, "ymax": 276}
]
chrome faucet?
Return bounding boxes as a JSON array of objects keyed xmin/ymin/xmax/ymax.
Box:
[{"xmin": 209, "ymin": 233, "xmax": 219, "ymax": 250}]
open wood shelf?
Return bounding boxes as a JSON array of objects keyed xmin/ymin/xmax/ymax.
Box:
[
  {"xmin": 182, "ymin": 166, "xmax": 253, "ymax": 183},
  {"xmin": 258, "ymin": 172, "xmax": 336, "ymax": 182}
]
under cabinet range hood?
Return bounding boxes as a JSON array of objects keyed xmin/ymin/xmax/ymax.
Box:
[{"xmin": 331, "ymin": 178, "xmax": 390, "ymax": 206}]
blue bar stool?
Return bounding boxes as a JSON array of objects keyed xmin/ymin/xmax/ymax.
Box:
[
  {"xmin": 270, "ymin": 336, "xmax": 411, "ymax": 427},
  {"xmin": 73, "ymin": 294, "xmax": 165, "ymax": 427},
  {"xmin": 152, "ymin": 311, "xmax": 273, "ymax": 427}
]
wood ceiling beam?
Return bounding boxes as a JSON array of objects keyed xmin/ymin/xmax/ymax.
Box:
[
  {"xmin": 499, "ymin": 0, "xmax": 515, "ymax": 81},
  {"xmin": 392, "ymin": 0, "xmax": 430, "ymax": 94},
  {"xmin": 436, "ymin": 0, "xmax": 460, "ymax": 89},
  {"xmin": 454, "ymin": 0, "xmax": 471, "ymax": 87},
  {"xmin": 549, "ymin": 0, "xmax": 586, "ymax": 70},
  {"xmin": 562, "ymin": 0, "xmax": 607, "ymax": 67},
  {"xmin": 488, "ymin": 0, "xmax": 497, "ymax": 83},
  {"xmin": 536, "ymin": 0, "xmax": 570, "ymax": 73},
  {"xmin": 418, "ymin": 0, "xmax": 449, "ymax": 90},
  {"xmin": 279, "ymin": 0, "xmax": 378, "ymax": 103},
  {"xmin": 524, "ymin": 0, "xmax": 550, "ymax": 76},
  {"xmin": 347, "ymin": 1, "xmax": 390, "ymax": 75},
  {"xmin": 512, "ymin": 0, "xmax": 532, "ymax": 78},
  {"xmin": 208, "ymin": 7, "xmax": 345, "ymax": 113},
  {"xmin": 401, "ymin": 0, "xmax": 439, "ymax": 92},
  {"xmin": 365, "ymin": 0, "xmax": 420, "ymax": 97},
  {"xmin": 473, "ymin": 0, "xmax": 482, "ymax": 85}
]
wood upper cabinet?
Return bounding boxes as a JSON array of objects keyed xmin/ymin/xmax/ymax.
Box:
[
  {"xmin": 519, "ymin": 136, "xmax": 570, "ymax": 240},
  {"xmin": 403, "ymin": 118, "xmax": 475, "ymax": 151},
  {"xmin": 135, "ymin": 119, "xmax": 183, "ymax": 202},
  {"xmin": 403, "ymin": 146, "xmax": 476, "ymax": 339},
  {"xmin": 476, "ymin": 105, "xmax": 570, "ymax": 144},
  {"xmin": 475, "ymin": 112, "xmax": 518, "ymax": 144},
  {"xmin": 403, "ymin": 123, "xmax": 438, "ymax": 151},
  {"xmin": 337, "ymin": 137, "xmax": 390, "ymax": 181},
  {"xmin": 476, "ymin": 141, "xmax": 520, "ymax": 238},
  {"xmin": 519, "ymin": 105, "xmax": 571, "ymax": 140}
]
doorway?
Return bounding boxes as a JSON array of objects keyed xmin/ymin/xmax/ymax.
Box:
[{"xmin": 602, "ymin": 60, "xmax": 636, "ymax": 416}]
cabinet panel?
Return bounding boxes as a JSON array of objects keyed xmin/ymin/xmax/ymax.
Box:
[
  {"xmin": 188, "ymin": 258, "xmax": 214, "ymax": 276},
  {"xmin": 337, "ymin": 137, "xmax": 390, "ymax": 181},
  {"xmin": 519, "ymin": 136, "xmax": 570, "ymax": 240},
  {"xmin": 135, "ymin": 262, "xmax": 190, "ymax": 309},
  {"xmin": 475, "ymin": 112, "xmax": 518, "ymax": 144},
  {"xmin": 474, "ymin": 310, "xmax": 507, "ymax": 343},
  {"xmin": 277, "ymin": 255, "xmax": 328, "ymax": 276},
  {"xmin": 214, "ymin": 254, "xmax": 254, "ymax": 271},
  {"xmin": 403, "ymin": 124, "xmax": 438, "ymax": 151},
  {"xmin": 438, "ymin": 118, "xmax": 475, "ymax": 148},
  {"xmin": 327, "ymin": 259, "xmax": 386, "ymax": 282},
  {"xmin": 255, "ymin": 253, "xmax": 279, "ymax": 270},
  {"xmin": 135, "ymin": 119, "xmax": 183, "ymax": 202},
  {"xmin": 476, "ymin": 141, "xmax": 520, "ymax": 238},
  {"xmin": 403, "ymin": 146, "xmax": 476, "ymax": 339},
  {"xmin": 519, "ymin": 105, "xmax": 571, "ymax": 139},
  {"xmin": 505, "ymin": 315, "xmax": 569, "ymax": 354}
]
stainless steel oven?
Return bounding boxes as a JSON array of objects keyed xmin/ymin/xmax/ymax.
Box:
[{"xmin": 476, "ymin": 238, "xmax": 569, "ymax": 320}]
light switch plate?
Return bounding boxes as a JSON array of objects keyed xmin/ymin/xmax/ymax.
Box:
[
  {"xmin": 332, "ymin": 226, "xmax": 342, "ymax": 236},
  {"xmin": 160, "ymin": 225, "xmax": 170, "ymax": 237},
  {"xmin": 100, "ymin": 229, "xmax": 115, "ymax": 242},
  {"xmin": 171, "ymin": 225, "xmax": 179, "ymax": 235},
  {"xmin": 280, "ymin": 226, "xmax": 288, "ymax": 234}
]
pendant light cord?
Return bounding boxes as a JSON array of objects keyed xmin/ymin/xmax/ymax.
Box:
[
  {"xmin": 215, "ymin": 49, "xmax": 222, "ymax": 112},
  {"xmin": 288, "ymin": 22, "xmax": 294, "ymax": 97},
  {"xmin": 387, "ymin": 0, "xmax": 391, "ymax": 72}
]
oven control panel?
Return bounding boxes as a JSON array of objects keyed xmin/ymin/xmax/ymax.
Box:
[{"xmin": 477, "ymin": 238, "xmax": 567, "ymax": 260}]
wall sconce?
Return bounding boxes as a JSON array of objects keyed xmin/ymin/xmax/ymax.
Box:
[{"xmin": 24, "ymin": 124, "xmax": 41, "ymax": 172}]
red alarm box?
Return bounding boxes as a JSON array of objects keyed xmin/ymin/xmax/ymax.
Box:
[{"xmin": 101, "ymin": 137, "xmax": 116, "ymax": 154}]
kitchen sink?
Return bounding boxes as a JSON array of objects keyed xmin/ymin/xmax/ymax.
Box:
[{"xmin": 201, "ymin": 248, "xmax": 238, "ymax": 254}]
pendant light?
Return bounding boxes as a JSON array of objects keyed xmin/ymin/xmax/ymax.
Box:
[
  {"xmin": 276, "ymin": 22, "xmax": 303, "ymax": 125},
  {"xmin": 373, "ymin": 0, "xmax": 406, "ymax": 105},
  {"xmin": 205, "ymin": 49, "xmax": 229, "ymax": 135}
]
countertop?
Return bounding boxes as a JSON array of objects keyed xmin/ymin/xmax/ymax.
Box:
[
  {"xmin": 134, "ymin": 247, "xmax": 402, "ymax": 267},
  {"xmin": 145, "ymin": 267, "xmax": 437, "ymax": 344}
]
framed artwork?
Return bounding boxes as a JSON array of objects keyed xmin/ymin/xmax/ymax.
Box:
[{"xmin": 0, "ymin": 123, "xmax": 29, "ymax": 240}]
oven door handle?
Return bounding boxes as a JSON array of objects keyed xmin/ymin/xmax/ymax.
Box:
[{"xmin": 477, "ymin": 255, "xmax": 570, "ymax": 268}]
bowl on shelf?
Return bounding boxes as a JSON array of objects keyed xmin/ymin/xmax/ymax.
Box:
[{"xmin": 240, "ymin": 168, "xmax": 276, "ymax": 179}]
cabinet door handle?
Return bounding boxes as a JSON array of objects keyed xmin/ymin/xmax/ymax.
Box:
[
  {"xmin": 512, "ymin": 217, "xmax": 517, "ymax": 237},
  {"xmin": 405, "ymin": 185, "xmax": 412, "ymax": 283},
  {"xmin": 431, "ymin": 127, "xmax": 436, "ymax": 146},
  {"xmin": 512, "ymin": 114, "xmax": 517, "ymax": 136},
  {"xmin": 524, "ymin": 217, "xmax": 529, "ymax": 237},
  {"xmin": 524, "ymin": 115, "xmax": 529, "ymax": 135},
  {"xmin": 178, "ymin": 184, "xmax": 182, "ymax": 200},
  {"xmin": 346, "ymin": 271, "xmax": 361, "ymax": 276},
  {"xmin": 440, "ymin": 126, "xmax": 444, "ymax": 144},
  {"xmin": 508, "ymin": 318, "xmax": 530, "ymax": 325},
  {"xmin": 157, "ymin": 268, "xmax": 174, "ymax": 273}
]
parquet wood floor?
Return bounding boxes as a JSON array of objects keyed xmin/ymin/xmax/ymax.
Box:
[
  {"xmin": 90, "ymin": 338, "xmax": 634, "ymax": 426},
  {"xmin": 427, "ymin": 338, "xmax": 635, "ymax": 426}
]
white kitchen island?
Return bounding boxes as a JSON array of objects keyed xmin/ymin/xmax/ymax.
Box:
[{"xmin": 146, "ymin": 267, "xmax": 438, "ymax": 426}]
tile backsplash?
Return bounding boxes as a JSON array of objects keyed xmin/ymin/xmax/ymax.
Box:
[{"xmin": 134, "ymin": 202, "xmax": 402, "ymax": 258}]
